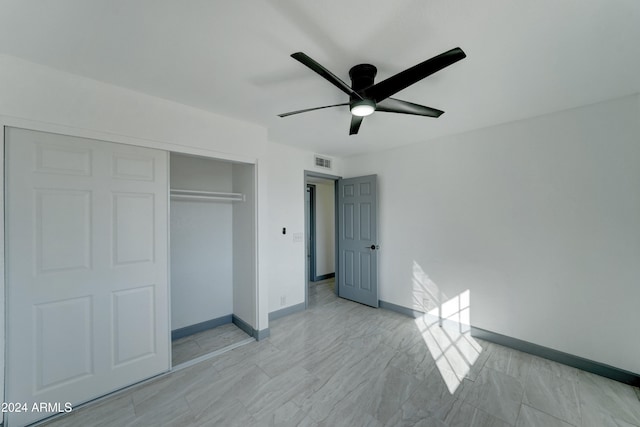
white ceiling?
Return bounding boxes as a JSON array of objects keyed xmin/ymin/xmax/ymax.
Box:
[{"xmin": 1, "ymin": 1, "xmax": 639, "ymax": 157}]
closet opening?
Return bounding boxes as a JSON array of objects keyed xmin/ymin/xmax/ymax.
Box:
[{"xmin": 170, "ymin": 153, "xmax": 256, "ymax": 367}]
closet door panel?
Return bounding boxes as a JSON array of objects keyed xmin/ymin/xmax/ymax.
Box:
[
  {"xmin": 5, "ymin": 128, "xmax": 169, "ymax": 427},
  {"xmin": 112, "ymin": 192, "xmax": 155, "ymax": 265}
]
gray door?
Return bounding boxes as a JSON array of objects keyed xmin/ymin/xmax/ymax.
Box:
[{"xmin": 337, "ymin": 175, "xmax": 378, "ymax": 307}]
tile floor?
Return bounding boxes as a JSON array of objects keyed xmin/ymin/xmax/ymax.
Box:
[
  {"xmin": 41, "ymin": 279, "xmax": 640, "ymax": 426},
  {"xmin": 172, "ymin": 323, "xmax": 252, "ymax": 366}
]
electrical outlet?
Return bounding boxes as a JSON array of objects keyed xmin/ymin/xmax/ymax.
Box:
[{"xmin": 280, "ymin": 296, "xmax": 286, "ymax": 307}]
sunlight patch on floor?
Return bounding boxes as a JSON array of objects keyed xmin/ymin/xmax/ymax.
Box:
[{"xmin": 412, "ymin": 261, "xmax": 482, "ymax": 394}]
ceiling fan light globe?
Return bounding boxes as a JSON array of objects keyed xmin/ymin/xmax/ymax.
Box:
[{"xmin": 350, "ymin": 99, "xmax": 376, "ymax": 117}]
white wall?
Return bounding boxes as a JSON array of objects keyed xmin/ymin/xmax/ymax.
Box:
[
  {"xmin": 343, "ymin": 93, "xmax": 640, "ymax": 374},
  {"xmin": 314, "ymin": 181, "xmax": 335, "ymax": 277},
  {"xmin": 264, "ymin": 142, "xmax": 342, "ymax": 312},
  {"xmin": 171, "ymin": 154, "xmax": 234, "ymax": 192},
  {"xmin": 265, "ymin": 142, "xmax": 306, "ymax": 312},
  {"xmin": 233, "ymin": 162, "xmax": 257, "ymax": 327},
  {"xmin": 170, "ymin": 155, "xmax": 233, "ymax": 330},
  {"xmin": 0, "ymin": 55, "xmax": 266, "ymax": 160}
]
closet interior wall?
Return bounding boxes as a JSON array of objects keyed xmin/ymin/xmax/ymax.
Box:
[{"xmin": 169, "ymin": 153, "xmax": 255, "ymax": 336}]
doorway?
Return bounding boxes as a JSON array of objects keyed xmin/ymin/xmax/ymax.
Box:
[
  {"xmin": 304, "ymin": 171, "xmax": 340, "ymax": 308},
  {"xmin": 304, "ymin": 171, "xmax": 381, "ymax": 310},
  {"xmin": 306, "ymin": 184, "xmax": 316, "ymax": 283}
]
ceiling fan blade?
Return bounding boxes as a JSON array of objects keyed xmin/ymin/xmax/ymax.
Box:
[
  {"xmin": 278, "ymin": 103, "xmax": 349, "ymax": 118},
  {"xmin": 349, "ymin": 115, "xmax": 363, "ymax": 135},
  {"xmin": 291, "ymin": 52, "xmax": 362, "ymax": 100},
  {"xmin": 365, "ymin": 47, "xmax": 466, "ymax": 102},
  {"xmin": 376, "ymin": 98, "xmax": 444, "ymax": 117}
]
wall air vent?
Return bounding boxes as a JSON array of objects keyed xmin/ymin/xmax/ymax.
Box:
[{"xmin": 314, "ymin": 155, "xmax": 333, "ymax": 170}]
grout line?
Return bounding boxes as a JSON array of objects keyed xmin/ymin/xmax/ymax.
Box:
[
  {"xmin": 171, "ymin": 337, "xmax": 256, "ymax": 372},
  {"xmin": 519, "ymin": 403, "xmax": 580, "ymax": 427},
  {"xmin": 29, "ymin": 337, "xmax": 256, "ymax": 426}
]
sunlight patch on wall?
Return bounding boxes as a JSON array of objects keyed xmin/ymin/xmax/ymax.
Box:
[{"xmin": 411, "ymin": 260, "xmax": 442, "ymax": 313}]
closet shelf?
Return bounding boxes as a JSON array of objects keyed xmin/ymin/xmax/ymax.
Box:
[{"xmin": 170, "ymin": 189, "xmax": 245, "ymax": 202}]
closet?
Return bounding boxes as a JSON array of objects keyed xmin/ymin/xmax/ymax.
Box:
[
  {"xmin": 3, "ymin": 128, "xmax": 258, "ymax": 426},
  {"xmin": 169, "ymin": 153, "xmax": 256, "ymax": 366}
]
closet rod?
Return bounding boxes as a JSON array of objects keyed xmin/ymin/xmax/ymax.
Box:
[{"xmin": 170, "ymin": 189, "xmax": 245, "ymax": 202}]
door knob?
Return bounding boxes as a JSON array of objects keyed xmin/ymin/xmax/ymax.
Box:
[{"xmin": 367, "ymin": 245, "xmax": 379, "ymax": 250}]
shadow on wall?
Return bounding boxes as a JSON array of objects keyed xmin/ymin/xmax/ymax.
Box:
[{"xmin": 412, "ymin": 261, "xmax": 482, "ymax": 394}]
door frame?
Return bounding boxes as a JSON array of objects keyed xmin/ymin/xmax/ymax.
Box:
[
  {"xmin": 0, "ymin": 117, "xmax": 261, "ymax": 424},
  {"xmin": 0, "ymin": 124, "xmax": 5, "ymax": 412},
  {"xmin": 303, "ymin": 170, "xmax": 341, "ymax": 309},
  {"xmin": 306, "ymin": 184, "xmax": 317, "ymax": 282}
]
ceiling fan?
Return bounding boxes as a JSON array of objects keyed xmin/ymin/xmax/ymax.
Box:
[{"xmin": 278, "ymin": 47, "xmax": 466, "ymax": 135}]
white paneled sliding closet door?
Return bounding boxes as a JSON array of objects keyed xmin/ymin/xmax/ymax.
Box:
[{"xmin": 5, "ymin": 128, "xmax": 169, "ymax": 427}]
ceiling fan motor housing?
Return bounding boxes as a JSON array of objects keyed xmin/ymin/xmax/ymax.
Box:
[{"xmin": 349, "ymin": 64, "xmax": 377, "ymax": 107}]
